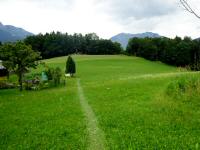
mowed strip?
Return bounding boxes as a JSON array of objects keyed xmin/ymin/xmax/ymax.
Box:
[
  {"xmin": 77, "ymin": 79, "xmax": 106, "ymax": 150},
  {"xmin": 119, "ymin": 71, "xmax": 200, "ymax": 81}
]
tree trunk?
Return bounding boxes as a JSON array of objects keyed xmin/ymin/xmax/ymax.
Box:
[{"xmin": 18, "ymin": 73, "xmax": 23, "ymax": 91}]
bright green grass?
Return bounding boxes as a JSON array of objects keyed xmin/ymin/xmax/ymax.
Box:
[
  {"xmin": 83, "ymin": 77, "xmax": 200, "ymax": 149},
  {"xmin": 75, "ymin": 55, "xmax": 200, "ymax": 149},
  {"xmin": 0, "ymin": 55, "xmax": 200, "ymax": 149},
  {"xmin": 0, "ymin": 79, "xmax": 87, "ymax": 149}
]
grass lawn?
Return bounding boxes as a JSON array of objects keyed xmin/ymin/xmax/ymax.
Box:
[
  {"xmin": 0, "ymin": 79, "xmax": 87, "ymax": 149},
  {"xmin": 0, "ymin": 55, "xmax": 200, "ymax": 149}
]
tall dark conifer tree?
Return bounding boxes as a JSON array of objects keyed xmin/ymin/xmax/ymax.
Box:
[{"xmin": 65, "ymin": 56, "xmax": 76, "ymax": 77}]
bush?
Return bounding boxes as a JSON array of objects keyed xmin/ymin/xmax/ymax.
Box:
[
  {"xmin": 23, "ymin": 66, "xmax": 65, "ymax": 91},
  {"xmin": 52, "ymin": 67, "xmax": 62, "ymax": 86},
  {"xmin": 45, "ymin": 68, "xmax": 54, "ymax": 80},
  {"xmin": 24, "ymin": 76, "xmax": 40, "ymax": 90}
]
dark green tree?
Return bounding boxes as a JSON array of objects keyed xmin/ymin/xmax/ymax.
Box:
[
  {"xmin": 0, "ymin": 42, "xmax": 41, "ymax": 91},
  {"xmin": 65, "ymin": 56, "xmax": 76, "ymax": 77},
  {"xmin": 126, "ymin": 38, "xmax": 141, "ymax": 56}
]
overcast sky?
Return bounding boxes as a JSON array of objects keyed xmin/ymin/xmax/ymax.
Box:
[{"xmin": 0, "ymin": 0, "xmax": 200, "ymax": 39}]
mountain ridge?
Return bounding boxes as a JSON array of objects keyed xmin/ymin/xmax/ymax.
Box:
[
  {"xmin": 110, "ymin": 32, "xmax": 161, "ymax": 49},
  {"xmin": 0, "ymin": 22, "xmax": 33, "ymax": 42}
]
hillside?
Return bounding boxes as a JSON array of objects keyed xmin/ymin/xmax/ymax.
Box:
[
  {"xmin": 110, "ymin": 32, "xmax": 161, "ymax": 49},
  {"xmin": 0, "ymin": 22, "xmax": 33, "ymax": 42},
  {"xmin": 1, "ymin": 55, "xmax": 199, "ymax": 149}
]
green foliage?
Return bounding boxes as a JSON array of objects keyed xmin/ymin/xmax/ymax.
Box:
[
  {"xmin": 24, "ymin": 32, "xmax": 122, "ymax": 58},
  {"xmin": 23, "ymin": 66, "xmax": 64, "ymax": 90},
  {"xmin": 0, "ymin": 42, "xmax": 41, "ymax": 91},
  {"xmin": 65, "ymin": 56, "xmax": 76, "ymax": 76},
  {"xmin": 45, "ymin": 67, "xmax": 54, "ymax": 80},
  {"xmin": 52, "ymin": 67, "xmax": 62, "ymax": 86},
  {"xmin": 44, "ymin": 66, "xmax": 63, "ymax": 86},
  {"xmin": 23, "ymin": 73, "xmax": 40, "ymax": 90},
  {"xmin": 126, "ymin": 36, "xmax": 200, "ymax": 70}
]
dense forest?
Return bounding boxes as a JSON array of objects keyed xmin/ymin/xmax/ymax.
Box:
[
  {"xmin": 126, "ymin": 36, "xmax": 200, "ymax": 70},
  {"xmin": 24, "ymin": 32, "xmax": 122, "ymax": 58}
]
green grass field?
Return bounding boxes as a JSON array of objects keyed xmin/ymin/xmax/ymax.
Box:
[{"xmin": 0, "ymin": 55, "xmax": 200, "ymax": 149}]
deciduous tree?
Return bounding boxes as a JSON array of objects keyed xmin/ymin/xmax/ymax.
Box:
[{"xmin": 0, "ymin": 42, "xmax": 41, "ymax": 91}]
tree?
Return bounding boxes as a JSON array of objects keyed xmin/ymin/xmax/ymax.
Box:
[
  {"xmin": 191, "ymin": 40, "xmax": 200, "ymax": 70},
  {"xmin": 180, "ymin": 0, "xmax": 200, "ymax": 19},
  {"xmin": 126, "ymin": 38, "xmax": 140, "ymax": 56},
  {"xmin": 65, "ymin": 56, "xmax": 76, "ymax": 77},
  {"xmin": 0, "ymin": 42, "xmax": 41, "ymax": 91}
]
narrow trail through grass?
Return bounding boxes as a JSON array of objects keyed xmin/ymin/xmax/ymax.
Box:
[
  {"xmin": 119, "ymin": 71, "xmax": 200, "ymax": 81},
  {"xmin": 77, "ymin": 79, "xmax": 106, "ymax": 150}
]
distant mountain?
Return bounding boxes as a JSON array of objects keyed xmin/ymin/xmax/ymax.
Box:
[
  {"xmin": 195, "ymin": 37, "xmax": 200, "ymax": 41},
  {"xmin": 0, "ymin": 22, "xmax": 33, "ymax": 42},
  {"xmin": 110, "ymin": 32, "xmax": 161, "ymax": 49}
]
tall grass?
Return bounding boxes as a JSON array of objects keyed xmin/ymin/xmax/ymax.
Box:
[{"xmin": 166, "ymin": 75, "xmax": 200, "ymax": 100}]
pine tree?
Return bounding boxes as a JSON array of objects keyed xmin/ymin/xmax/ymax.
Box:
[{"xmin": 65, "ymin": 56, "xmax": 76, "ymax": 77}]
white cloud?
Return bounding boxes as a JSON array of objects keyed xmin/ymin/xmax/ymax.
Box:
[
  {"xmin": 94, "ymin": 0, "xmax": 178, "ymax": 20},
  {"xmin": 0, "ymin": 0, "xmax": 200, "ymax": 39}
]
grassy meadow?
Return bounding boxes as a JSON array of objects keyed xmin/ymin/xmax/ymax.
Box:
[{"xmin": 0, "ymin": 55, "xmax": 200, "ymax": 149}]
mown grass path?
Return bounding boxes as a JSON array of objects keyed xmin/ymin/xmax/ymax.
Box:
[
  {"xmin": 119, "ymin": 71, "xmax": 200, "ymax": 81},
  {"xmin": 77, "ymin": 79, "xmax": 106, "ymax": 150}
]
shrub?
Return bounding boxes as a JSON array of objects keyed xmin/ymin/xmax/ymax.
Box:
[
  {"xmin": 24, "ymin": 75, "xmax": 40, "ymax": 90},
  {"xmin": 23, "ymin": 66, "xmax": 64, "ymax": 90},
  {"xmin": 52, "ymin": 67, "xmax": 62, "ymax": 86},
  {"xmin": 45, "ymin": 68, "xmax": 54, "ymax": 80}
]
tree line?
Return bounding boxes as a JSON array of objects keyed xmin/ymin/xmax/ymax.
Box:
[
  {"xmin": 126, "ymin": 36, "xmax": 200, "ymax": 70},
  {"xmin": 24, "ymin": 32, "xmax": 122, "ymax": 59}
]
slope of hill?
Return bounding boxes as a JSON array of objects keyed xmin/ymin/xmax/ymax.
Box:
[
  {"xmin": 0, "ymin": 22, "xmax": 33, "ymax": 42},
  {"xmin": 1, "ymin": 55, "xmax": 199, "ymax": 149},
  {"xmin": 110, "ymin": 32, "xmax": 161, "ymax": 49}
]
